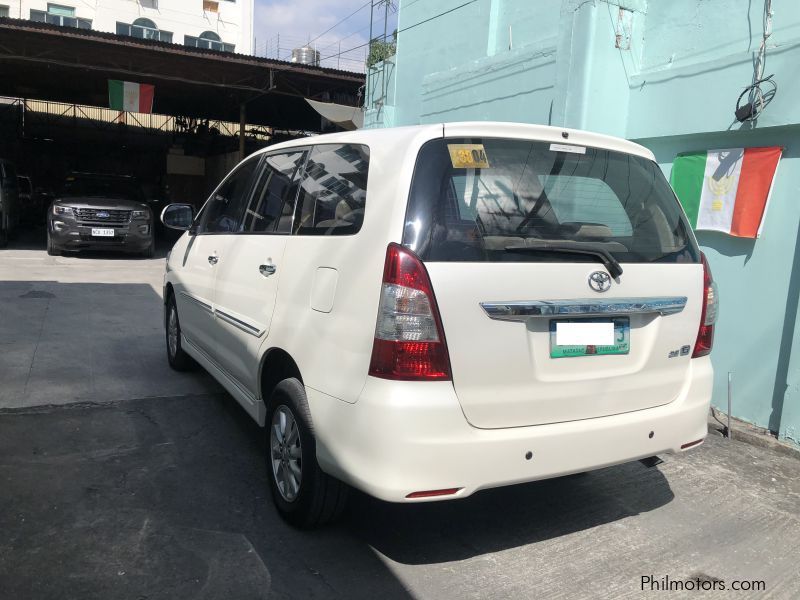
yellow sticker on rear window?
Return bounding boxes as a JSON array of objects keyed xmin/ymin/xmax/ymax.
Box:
[{"xmin": 448, "ymin": 144, "xmax": 490, "ymax": 169}]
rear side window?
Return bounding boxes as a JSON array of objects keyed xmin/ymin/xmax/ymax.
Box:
[
  {"xmin": 243, "ymin": 150, "xmax": 306, "ymax": 233},
  {"xmin": 294, "ymin": 144, "xmax": 370, "ymax": 236},
  {"xmin": 403, "ymin": 138, "xmax": 699, "ymax": 263}
]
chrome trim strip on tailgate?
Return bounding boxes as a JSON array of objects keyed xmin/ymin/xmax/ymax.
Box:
[{"xmin": 480, "ymin": 297, "xmax": 688, "ymax": 321}]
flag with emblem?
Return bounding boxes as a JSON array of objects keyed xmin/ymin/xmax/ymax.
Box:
[
  {"xmin": 670, "ymin": 147, "xmax": 782, "ymax": 238},
  {"xmin": 108, "ymin": 79, "xmax": 155, "ymax": 114}
]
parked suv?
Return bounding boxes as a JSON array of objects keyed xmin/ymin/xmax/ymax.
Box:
[
  {"xmin": 161, "ymin": 122, "xmax": 717, "ymax": 527},
  {"xmin": 47, "ymin": 173, "xmax": 154, "ymax": 256}
]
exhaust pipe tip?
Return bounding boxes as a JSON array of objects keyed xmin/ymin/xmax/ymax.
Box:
[{"xmin": 639, "ymin": 456, "xmax": 663, "ymax": 468}]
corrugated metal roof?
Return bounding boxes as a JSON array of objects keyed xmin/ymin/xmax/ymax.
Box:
[{"xmin": 0, "ymin": 17, "xmax": 365, "ymax": 81}]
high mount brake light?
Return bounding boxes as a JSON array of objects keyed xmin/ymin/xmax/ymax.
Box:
[{"xmin": 368, "ymin": 243, "xmax": 452, "ymax": 381}]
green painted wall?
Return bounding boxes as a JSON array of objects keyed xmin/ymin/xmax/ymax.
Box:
[{"xmin": 367, "ymin": 0, "xmax": 800, "ymax": 446}]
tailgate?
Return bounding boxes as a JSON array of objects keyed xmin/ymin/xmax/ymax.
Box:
[{"xmin": 428, "ymin": 262, "xmax": 703, "ymax": 428}]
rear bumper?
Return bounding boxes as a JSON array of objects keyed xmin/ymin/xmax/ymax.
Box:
[{"xmin": 306, "ymin": 357, "xmax": 713, "ymax": 503}]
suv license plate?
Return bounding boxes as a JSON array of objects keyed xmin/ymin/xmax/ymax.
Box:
[
  {"xmin": 91, "ymin": 228, "xmax": 115, "ymax": 237},
  {"xmin": 549, "ymin": 318, "xmax": 630, "ymax": 358}
]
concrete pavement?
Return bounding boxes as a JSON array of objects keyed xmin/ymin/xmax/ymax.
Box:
[
  {"xmin": 0, "ymin": 395, "xmax": 799, "ymax": 599},
  {"xmin": 2, "ymin": 241, "xmax": 799, "ymax": 599},
  {"xmin": 0, "ymin": 244, "xmax": 221, "ymax": 409}
]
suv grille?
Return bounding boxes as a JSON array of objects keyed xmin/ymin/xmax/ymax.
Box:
[{"xmin": 74, "ymin": 208, "xmax": 131, "ymax": 225}]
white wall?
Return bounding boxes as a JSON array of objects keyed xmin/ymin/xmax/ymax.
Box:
[{"xmin": 12, "ymin": 0, "xmax": 254, "ymax": 54}]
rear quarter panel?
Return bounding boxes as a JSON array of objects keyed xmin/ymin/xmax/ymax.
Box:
[{"xmin": 261, "ymin": 127, "xmax": 442, "ymax": 404}]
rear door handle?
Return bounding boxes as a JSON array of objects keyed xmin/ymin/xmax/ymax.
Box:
[
  {"xmin": 259, "ymin": 263, "xmax": 277, "ymax": 277},
  {"xmin": 208, "ymin": 255, "xmax": 218, "ymax": 265}
]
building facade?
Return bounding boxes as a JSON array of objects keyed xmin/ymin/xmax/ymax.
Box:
[
  {"xmin": 366, "ymin": 0, "xmax": 800, "ymax": 447},
  {"xmin": 0, "ymin": 0, "xmax": 254, "ymax": 55}
]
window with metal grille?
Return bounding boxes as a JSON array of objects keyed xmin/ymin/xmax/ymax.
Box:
[
  {"xmin": 116, "ymin": 18, "xmax": 173, "ymax": 43},
  {"xmin": 184, "ymin": 32, "xmax": 235, "ymax": 53},
  {"xmin": 30, "ymin": 7, "xmax": 91, "ymax": 29}
]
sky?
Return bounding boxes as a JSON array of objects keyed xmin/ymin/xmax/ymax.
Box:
[{"xmin": 253, "ymin": 0, "xmax": 399, "ymax": 72}]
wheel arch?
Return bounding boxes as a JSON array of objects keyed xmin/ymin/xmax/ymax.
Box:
[
  {"xmin": 163, "ymin": 282, "xmax": 175, "ymax": 327},
  {"xmin": 259, "ymin": 347, "xmax": 304, "ymax": 425}
]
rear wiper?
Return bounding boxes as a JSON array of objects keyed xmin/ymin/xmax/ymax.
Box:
[{"xmin": 504, "ymin": 242, "xmax": 623, "ymax": 279}]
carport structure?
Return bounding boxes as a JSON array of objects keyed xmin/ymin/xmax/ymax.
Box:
[
  {"xmin": 0, "ymin": 17, "xmax": 364, "ymax": 215},
  {"xmin": 0, "ymin": 17, "xmax": 364, "ymax": 138}
]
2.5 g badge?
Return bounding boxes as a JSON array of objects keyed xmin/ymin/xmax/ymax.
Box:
[{"xmin": 669, "ymin": 345, "xmax": 692, "ymax": 358}]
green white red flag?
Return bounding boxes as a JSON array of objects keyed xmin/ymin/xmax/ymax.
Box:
[
  {"xmin": 670, "ymin": 147, "xmax": 782, "ymax": 238},
  {"xmin": 108, "ymin": 80, "xmax": 155, "ymax": 114}
]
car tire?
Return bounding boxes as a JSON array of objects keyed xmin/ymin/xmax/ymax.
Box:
[
  {"xmin": 46, "ymin": 233, "xmax": 60, "ymax": 256},
  {"xmin": 266, "ymin": 378, "xmax": 349, "ymax": 528},
  {"xmin": 142, "ymin": 238, "xmax": 155, "ymax": 259},
  {"xmin": 166, "ymin": 294, "xmax": 194, "ymax": 371},
  {"xmin": 0, "ymin": 214, "xmax": 7, "ymax": 248}
]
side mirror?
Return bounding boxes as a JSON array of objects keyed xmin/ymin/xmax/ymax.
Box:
[{"xmin": 161, "ymin": 203, "xmax": 195, "ymax": 231}]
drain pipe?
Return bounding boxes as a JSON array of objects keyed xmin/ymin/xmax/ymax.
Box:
[{"xmin": 727, "ymin": 372, "xmax": 733, "ymax": 439}]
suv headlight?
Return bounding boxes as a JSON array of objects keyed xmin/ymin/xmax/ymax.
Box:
[
  {"xmin": 132, "ymin": 209, "xmax": 149, "ymax": 220},
  {"xmin": 53, "ymin": 205, "xmax": 73, "ymax": 216}
]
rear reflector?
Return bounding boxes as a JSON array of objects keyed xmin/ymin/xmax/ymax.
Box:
[
  {"xmin": 681, "ymin": 439, "xmax": 704, "ymax": 450},
  {"xmin": 368, "ymin": 243, "xmax": 452, "ymax": 380},
  {"xmin": 692, "ymin": 252, "xmax": 718, "ymax": 358},
  {"xmin": 406, "ymin": 488, "xmax": 461, "ymax": 499}
]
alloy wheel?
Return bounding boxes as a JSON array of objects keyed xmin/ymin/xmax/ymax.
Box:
[
  {"xmin": 168, "ymin": 305, "xmax": 179, "ymax": 358},
  {"xmin": 270, "ymin": 405, "xmax": 303, "ymax": 502}
]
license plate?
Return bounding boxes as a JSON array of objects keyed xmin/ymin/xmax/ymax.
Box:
[
  {"xmin": 91, "ymin": 228, "xmax": 115, "ymax": 237},
  {"xmin": 549, "ymin": 318, "xmax": 630, "ymax": 358}
]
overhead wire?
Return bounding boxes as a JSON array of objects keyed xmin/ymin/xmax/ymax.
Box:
[
  {"xmin": 735, "ymin": 0, "xmax": 777, "ymax": 121},
  {"xmin": 278, "ymin": 0, "xmax": 372, "ymax": 61},
  {"xmin": 319, "ymin": 0, "xmax": 479, "ymax": 63}
]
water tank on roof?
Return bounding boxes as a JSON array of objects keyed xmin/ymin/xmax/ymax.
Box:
[{"xmin": 291, "ymin": 46, "xmax": 320, "ymax": 66}]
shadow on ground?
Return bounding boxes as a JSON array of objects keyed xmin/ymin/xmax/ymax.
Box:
[{"xmin": 0, "ymin": 394, "xmax": 674, "ymax": 600}]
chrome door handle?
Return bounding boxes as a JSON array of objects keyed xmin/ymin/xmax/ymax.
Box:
[
  {"xmin": 208, "ymin": 255, "xmax": 218, "ymax": 265},
  {"xmin": 259, "ymin": 263, "xmax": 277, "ymax": 277}
]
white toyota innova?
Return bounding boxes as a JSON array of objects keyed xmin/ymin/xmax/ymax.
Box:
[{"xmin": 161, "ymin": 122, "xmax": 716, "ymax": 527}]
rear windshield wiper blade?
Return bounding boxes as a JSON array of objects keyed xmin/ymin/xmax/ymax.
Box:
[{"xmin": 504, "ymin": 242, "xmax": 624, "ymax": 279}]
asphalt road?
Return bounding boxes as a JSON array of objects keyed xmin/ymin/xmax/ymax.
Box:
[
  {"xmin": 1, "ymin": 394, "xmax": 799, "ymax": 599},
  {"xmin": 2, "ymin": 235, "xmax": 800, "ymax": 599}
]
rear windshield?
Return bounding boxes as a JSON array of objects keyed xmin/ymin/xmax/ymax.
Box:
[{"xmin": 403, "ymin": 138, "xmax": 699, "ymax": 264}]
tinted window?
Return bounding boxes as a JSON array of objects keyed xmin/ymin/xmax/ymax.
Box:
[
  {"xmin": 294, "ymin": 144, "xmax": 370, "ymax": 236},
  {"xmin": 242, "ymin": 151, "xmax": 306, "ymax": 233},
  {"xmin": 403, "ymin": 138, "xmax": 698, "ymax": 263},
  {"xmin": 200, "ymin": 156, "xmax": 259, "ymax": 234}
]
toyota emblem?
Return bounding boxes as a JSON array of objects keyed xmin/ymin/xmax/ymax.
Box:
[{"xmin": 588, "ymin": 271, "xmax": 612, "ymax": 293}]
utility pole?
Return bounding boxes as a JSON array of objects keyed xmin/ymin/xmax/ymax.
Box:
[
  {"xmin": 239, "ymin": 103, "xmax": 246, "ymax": 160},
  {"xmin": 367, "ymin": 0, "xmax": 374, "ymax": 107},
  {"xmin": 382, "ymin": 0, "xmax": 389, "ymax": 104}
]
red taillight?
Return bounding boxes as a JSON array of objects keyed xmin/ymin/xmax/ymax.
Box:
[
  {"xmin": 681, "ymin": 439, "xmax": 704, "ymax": 450},
  {"xmin": 692, "ymin": 252, "xmax": 718, "ymax": 358},
  {"xmin": 368, "ymin": 243, "xmax": 452, "ymax": 381},
  {"xmin": 406, "ymin": 488, "xmax": 461, "ymax": 499}
]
